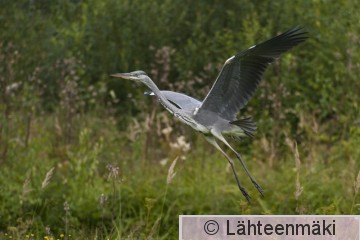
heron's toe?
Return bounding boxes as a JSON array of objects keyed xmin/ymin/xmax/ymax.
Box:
[
  {"xmin": 240, "ymin": 187, "xmax": 251, "ymax": 202},
  {"xmin": 252, "ymin": 179, "xmax": 264, "ymax": 196}
]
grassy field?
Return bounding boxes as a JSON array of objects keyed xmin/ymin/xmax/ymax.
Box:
[
  {"xmin": 0, "ymin": 109, "xmax": 359, "ymax": 239},
  {"xmin": 1, "ymin": 1, "xmax": 360, "ymax": 238}
]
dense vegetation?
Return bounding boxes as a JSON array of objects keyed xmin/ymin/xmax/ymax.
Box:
[{"xmin": 0, "ymin": 0, "xmax": 359, "ymax": 239}]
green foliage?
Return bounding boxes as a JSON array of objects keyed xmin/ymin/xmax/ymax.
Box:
[{"xmin": 0, "ymin": 0, "xmax": 359, "ymax": 239}]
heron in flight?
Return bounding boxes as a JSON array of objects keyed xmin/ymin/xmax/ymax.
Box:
[{"xmin": 111, "ymin": 27, "xmax": 308, "ymax": 201}]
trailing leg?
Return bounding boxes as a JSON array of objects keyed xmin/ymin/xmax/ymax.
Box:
[
  {"xmin": 211, "ymin": 130, "xmax": 264, "ymax": 196},
  {"xmin": 204, "ymin": 136, "xmax": 251, "ymax": 201}
]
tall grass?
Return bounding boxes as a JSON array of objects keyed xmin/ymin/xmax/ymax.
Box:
[{"xmin": 0, "ymin": 109, "xmax": 358, "ymax": 239}]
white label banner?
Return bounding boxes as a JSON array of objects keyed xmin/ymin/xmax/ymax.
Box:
[{"xmin": 180, "ymin": 215, "xmax": 359, "ymax": 240}]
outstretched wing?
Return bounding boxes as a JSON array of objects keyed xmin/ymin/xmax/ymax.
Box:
[
  {"xmin": 145, "ymin": 90, "xmax": 201, "ymax": 112},
  {"xmin": 196, "ymin": 27, "xmax": 308, "ymax": 121}
]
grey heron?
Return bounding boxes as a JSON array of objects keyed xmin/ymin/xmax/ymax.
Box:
[{"xmin": 111, "ymin": 27, "xmax": 308, "ymax": 201}]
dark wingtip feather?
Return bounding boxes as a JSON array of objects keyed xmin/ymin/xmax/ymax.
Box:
[
  {"xmin": 277, "ymin": 26, "xmax": 309, "ymax": 44},
  {"xmin": 243, "ymin": 26, "xmax": 308, "ymax": 61},
  {"xmin": 238, "ymin": 26, "xmax": 308, "ymax": 61}
]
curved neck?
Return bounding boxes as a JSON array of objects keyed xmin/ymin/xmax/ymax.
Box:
[{"xmin": 142, "ymin": 77, "xmax": 179, "ymax": 114}]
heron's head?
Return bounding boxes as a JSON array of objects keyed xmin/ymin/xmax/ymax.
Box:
[{"xmin": 110, "ymin": 70, "xmax": 148, "ymax": 82}]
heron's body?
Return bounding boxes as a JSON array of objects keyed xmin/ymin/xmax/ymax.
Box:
[
  {"xmin": 154, "ymin": 91, "xmax": 251, "ymax": 138},
  {"xmin": 111, "ymin": 27, "xmax": 308, "ymax": 201}
]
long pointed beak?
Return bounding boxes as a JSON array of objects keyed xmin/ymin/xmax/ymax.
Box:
[{"xmin": 110, "ymin": 73, "xmax": 132, "ymax": 79}]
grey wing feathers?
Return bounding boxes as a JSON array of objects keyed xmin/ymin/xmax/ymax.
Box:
[
  {"xmin": 197, "ymin": 27, "xmax": 308, "ymax": 121},
  {"xmin": 146, "ymin": 90, "xmax": 201, "ymax": 112}
]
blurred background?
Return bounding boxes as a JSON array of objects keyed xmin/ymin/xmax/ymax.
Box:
[{"xmin": 0, "ymin": 0, "xmax": 359, "ymax": 239}]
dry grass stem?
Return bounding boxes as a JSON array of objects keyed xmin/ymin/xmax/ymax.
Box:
[
  {"xmin": 354, "ymin": 171, "xmax": 360, "ymax": 194},
  {"xmin": 107, "ymin": 164, "xmax": 120, "ymax": 181},
  {"xmin": 99, "ymin": 193, "xmax": 107, "ymax": 207},
  {"xmin": 41, "ymin": 167, "xmax": 55, "ymax": 189},
  {"xmin": 167, "ymin": 157, "xmax": 178, "ymax": 184},
  {"xmin": 285, "ymin": 137, "xmax": 303, "ymax": 203},
  {"xmin": 351, "ymin": 170, "xmax": 360, "ymax": 213},
  {"xmin": 22, "ymin": 176, "xmax": 32, "ymax": 196},
  {"xmin": 147, "ymin": 217, "xmax": 161, "ymax": 240}
]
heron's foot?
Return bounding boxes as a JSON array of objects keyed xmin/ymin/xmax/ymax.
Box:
[
  {"xmin": 239, "ymin": 187, "xmax": 251, "ymax": 202},
  {"xmin": 251, "ymin": 179, "xmax": 264, "ymax": 197}
]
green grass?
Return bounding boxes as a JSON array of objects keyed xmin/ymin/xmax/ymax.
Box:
[{"xmin": 0, "ymin": 112, "xmax": 359, "ymax": 239}]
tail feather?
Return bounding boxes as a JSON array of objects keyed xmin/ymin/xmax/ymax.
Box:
[{"xmin": 230, "ymin": 117, "xmax": 257, "ymax": 138}]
